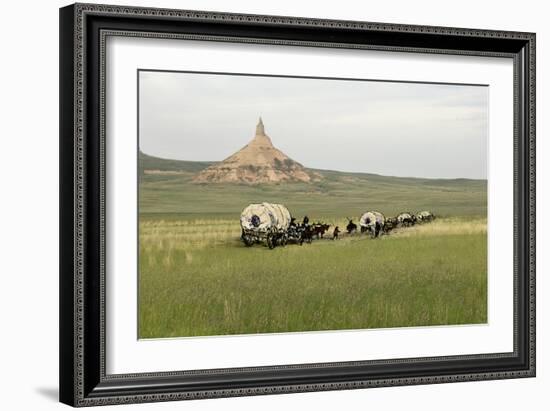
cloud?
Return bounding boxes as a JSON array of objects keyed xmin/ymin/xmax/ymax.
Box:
[{"xmin": 139, "ymin": 71, "xmax": 488, "ymax": 179}]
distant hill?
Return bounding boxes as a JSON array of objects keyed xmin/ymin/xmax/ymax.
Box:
[
  {"xmin": 140, "ymin": 151, "xmax": 485, "ymax": 188},
  {"xmin": 139, "ymin": 151, "xmax": 487, "ymax": 218},
  {"xmin": 311, "ymin": 167, "xmax": 486, "ymax": 189},
  {"xmin": 139, "ymin": 151, "xmax": 215, "ymax": 174}
]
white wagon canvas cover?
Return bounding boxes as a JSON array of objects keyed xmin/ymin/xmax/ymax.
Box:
[
  {"xmin": 418, "ymin": 210, "xmax": 433, "ymax": 219},
  {"xmin": 240, "ymin": 203, "xmax": 291, "ymax": 232},
  {"xmin": 359, "ymin": 211, "xmax": 385, "ymax": 227}
]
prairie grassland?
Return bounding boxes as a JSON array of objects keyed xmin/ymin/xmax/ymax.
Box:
[
  {"xmin": 139, "ymin": 217, "xmax": 487, "ymax": 338},
  {"xmin": 138, "ymin": 161, "xmax": 487, "ymax": 218}
]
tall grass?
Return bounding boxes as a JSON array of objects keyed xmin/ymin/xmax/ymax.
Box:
[{"xmin": 139, "ymin": 217, "xmax": 487, "ymax": 338}]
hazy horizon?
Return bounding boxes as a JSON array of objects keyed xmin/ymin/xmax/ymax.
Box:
[{"xmin": 139, "ymin": 70, "xmax": 488, "ymax": 179}]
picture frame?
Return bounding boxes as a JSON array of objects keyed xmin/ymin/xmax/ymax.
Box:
[{"xmin": 59, "ymin": 2, "xmax": 536, "ymax": 407}]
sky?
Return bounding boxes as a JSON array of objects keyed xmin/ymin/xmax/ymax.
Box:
[{"xmin": 138, "ymin": 70, "xmax": 488, "ymax": 179}]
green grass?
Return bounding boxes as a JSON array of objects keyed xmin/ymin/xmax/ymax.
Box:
[
  {"xmin": 139, "ymin": 217, "xmax": 487, "ymax": 338},
  {"xmin": 139, "ymin": 159, "xmax": 486, "ymax": 219},
  {"xmin": 138, "ymin": 155, "xmax": 488, "ymax": 338}
]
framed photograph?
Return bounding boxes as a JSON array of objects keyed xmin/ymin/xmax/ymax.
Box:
[{"xmin": 59, "ymin": 3, "xmax": 536, "ymax": 407}]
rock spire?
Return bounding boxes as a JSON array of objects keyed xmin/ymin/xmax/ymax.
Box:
[{"xmin": 193, "ymin": 118, "xmax": 321, "ymax": 184}]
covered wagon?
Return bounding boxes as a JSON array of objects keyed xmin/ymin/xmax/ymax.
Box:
[
  {"xmin": 416, "ymin": 210, "xmax": 435, "ymax": 223},
  {"xmin": 359, "ymin": 211, "xmax": 386, "ymax": 238},
  {"xmin": 240, "ymin": 203, "xmax": 291, "ymax": 248},
  {"xmin": 397, "ymin": 212, "xmax": 416, "ymax": 227}
]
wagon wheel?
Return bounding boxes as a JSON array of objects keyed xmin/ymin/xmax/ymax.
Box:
[
  {"xmin": 242, "ymin": 235, "xmax": 254, "ymax": 247},
  {"xmin": 241, "ymin": 230, "xmax": 254, "ymax": 247},
  {"xmin": 267, "ymin": 234, "xmax": 276, "ymax": 249}
]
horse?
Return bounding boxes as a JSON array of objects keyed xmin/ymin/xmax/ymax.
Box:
[
  {"xmin": 346, "ymin": 218, "xmax": 358, "ymax": 234},
  {"xmin": 299, "ymin": 224, "xmax": 314, "ymax": 244},
  {"xmin": 311, "ymin": 223, "xmax": 331, "ymax": 239}
]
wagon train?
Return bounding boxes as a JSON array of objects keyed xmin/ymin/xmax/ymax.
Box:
[{"xmin": 240, "ymin": 202, "xmax": 436, "ymax": 248}]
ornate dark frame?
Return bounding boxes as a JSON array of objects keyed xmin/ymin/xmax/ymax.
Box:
[{"xmin": 59, "ymin": 2, "xmax": 536, "ymax": 407}]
